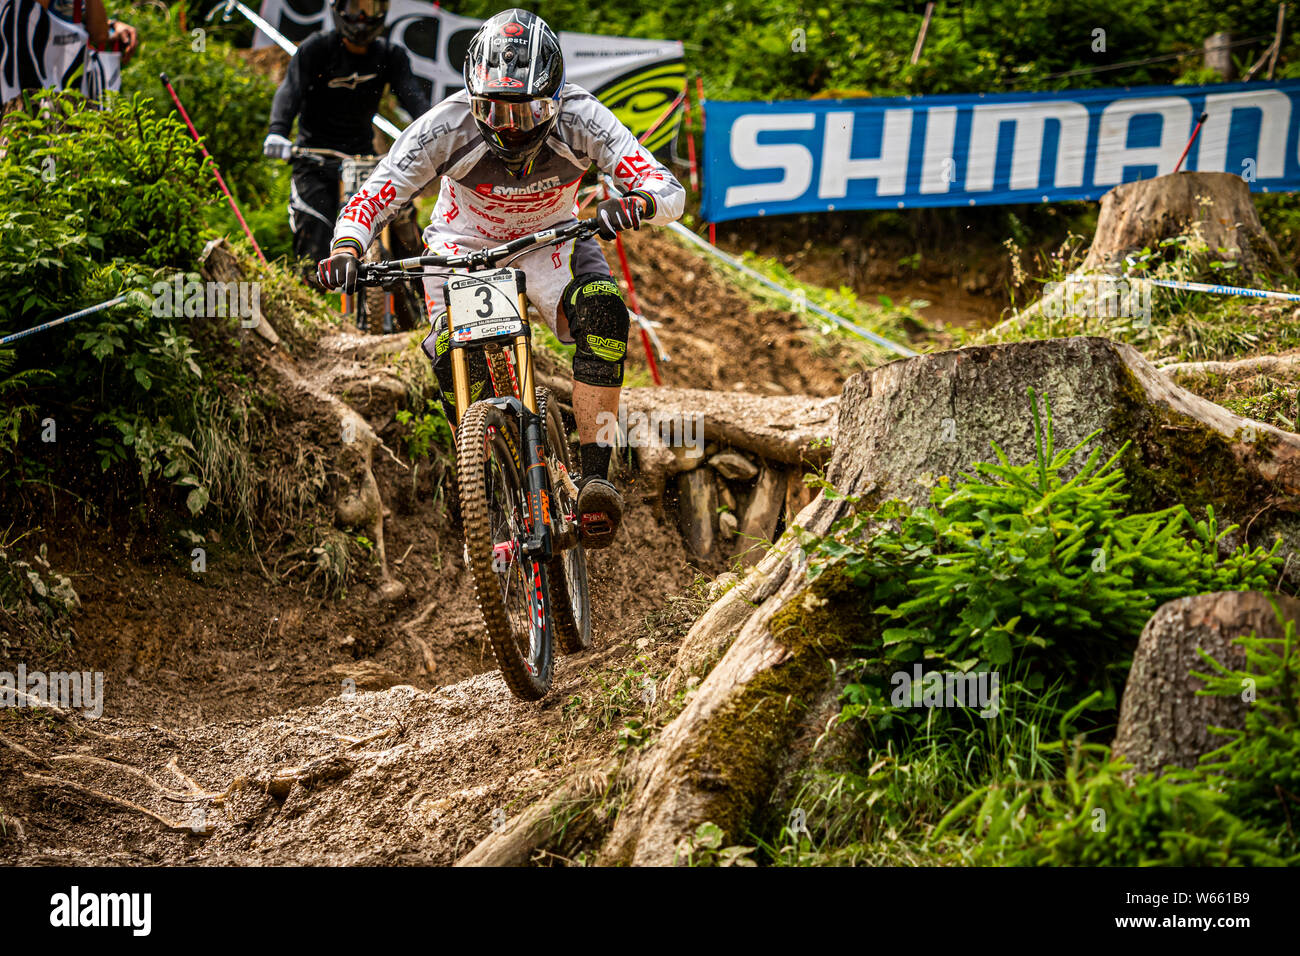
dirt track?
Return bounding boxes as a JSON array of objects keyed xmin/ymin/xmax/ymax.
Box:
[{"xmin": 0, "ymin": 229, "xmax": 871, "ymax": 865}]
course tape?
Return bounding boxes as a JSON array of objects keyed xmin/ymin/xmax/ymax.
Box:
[
  {"xmin": 1141, "ymin": 276, "xmax": 1300, "ymax": 304},
  {"xmin": 664, "ymin": 220, "xmax": 917, "ymax": 357},
  {"xmin": 0, "ymin": 295, "xmax": 132, "ymax": 347}
]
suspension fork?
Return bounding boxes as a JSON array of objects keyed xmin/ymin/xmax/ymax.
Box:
[
  {"xmin": 520, "ymin": 403, "xmax": 553, "ymax": 563},
  {"xmin": 514, "ymin": 308, "xmax": 551, "ymax": 563}
]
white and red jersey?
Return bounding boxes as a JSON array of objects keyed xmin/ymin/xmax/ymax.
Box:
[{"xmin": 332, "ymin": 83, "xmax": 685, "ymax": 251}]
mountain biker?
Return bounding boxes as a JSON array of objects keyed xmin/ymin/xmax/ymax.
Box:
[
  {"xmin": 315, "ymin": 8, "xmax": 685, "ymax": 550},
  {"xmin": 263, "ymin": 0, "xmax": 430, "ymax": 281}
]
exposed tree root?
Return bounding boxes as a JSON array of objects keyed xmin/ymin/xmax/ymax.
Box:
[
  {"xmin": 401, "ymin": 600, "xmax": 441, "ymax": 675},
  {"xmin": 455, "ymin": 761, "xmax": 616, "ymax": 867},
  {"xmin": 1160, "ymin": 353, "xmax": 1300, "ymax": 379},
  {"xmin": 22, "ymin": 772, "xmax": 212, "ymax": 835},
  {"xmin": 4, "ymin": 688, "xmax": 118, "ymax": 740},
  {"xmin": 0, "ymin": 731, "xmax": 49, "ymax": 766},
  {"xmin": 49, "ymin": 754, "xmax": 217, "ymax": 804}
]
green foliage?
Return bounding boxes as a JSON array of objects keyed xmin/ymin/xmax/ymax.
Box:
[
  {"xmin": 809, "ymin": 390, "xmax": 1280, "ymax": 689},
  {"xmin": 938, "ymin": 622, "xmax": 1300, "ymax": 865},
  {"xmin": 764, "ymin": 394, "xmax": 1295, "ymax": 866},
  {"xmin": 0, "ymin": 91, "xmax": 273, "ymax": 529},
  {"xmin": 0, "ymin": 350, "xmax": 49, "ymax": 460},
  {"xmin": 394, "ymin": 400, "xmax": 454, "ymax": 461},
  {"xmin": 0, "ymin": 92, "xmax": 218, "ymax": 324},
  {"xmin": 125, "ymin": 9, "xmax": 279, "ymax": 200},
  {"xmin": 1194, "ymin": 622, "xmax": 1300, "ymax": 854},
  {"xmin": 675, "ymin": 821, "xmax": 757, "ymax": 867}
]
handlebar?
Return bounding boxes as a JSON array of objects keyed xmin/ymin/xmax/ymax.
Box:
[
  {"xmin": 354, "ymin": 218, "xmax": 606, "ymax": 286},
  {"xmin": 290, "ymin": 146, "xmax": 372, "ymax": 164}
]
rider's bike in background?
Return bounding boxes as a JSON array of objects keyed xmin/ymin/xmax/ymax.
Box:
[
  {"xmin": 290, "ymin": 147, "xmax": 422, "ymax": 333},
  {"xmin": 354, "ymin": 220, "xmax": 604, "ymax": 700}
]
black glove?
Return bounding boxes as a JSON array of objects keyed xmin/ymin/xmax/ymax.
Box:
[
  {"xmin": 317, "ymin": 251, "xmax": 359, "ymax": 293},
  {"xmin": 595, "ymin": 195, "xmax": 646, "ymax": 240}
]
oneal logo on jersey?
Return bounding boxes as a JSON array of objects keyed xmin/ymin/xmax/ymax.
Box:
[
  {"xmin": 476, "ymin": 176, "xmax": 563, "ymax": 197},
  {"xmin": 328, "ymin": 72, "xmax": 378, "ymax": 89},
  {"xmin": 50, "ymin": 886, "xmax": 152, "ymax": 936}
]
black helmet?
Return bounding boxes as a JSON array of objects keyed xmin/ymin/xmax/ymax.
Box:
[
  {"xmin": 463, "ymin": 8, "xmax": 565, "ymax": 176},
  {"xmin": 331, "ymin": 0, "xmax": 389, "ymax": 46}
]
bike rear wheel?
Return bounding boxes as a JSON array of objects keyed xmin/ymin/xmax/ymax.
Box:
[
  {"xmin": 538, "ymin": 388, "xmax": 592, "ymax": 654},
  {"xmin": 458, "ymin": 400, "xmax": 555, "ymax": 700}
]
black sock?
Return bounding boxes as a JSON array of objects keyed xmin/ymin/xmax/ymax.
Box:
[{"xmin": 579, "ymin": 442, "xmax": 612, "ymax": 481}]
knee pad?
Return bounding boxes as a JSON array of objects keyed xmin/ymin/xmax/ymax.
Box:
[
  {"xmin": 564, "ymin": 273, "xmax": 629, "ymax": 388},
  {"xmin": 421, "ymin": 311, "xmax": 491, "ymax": 424}
]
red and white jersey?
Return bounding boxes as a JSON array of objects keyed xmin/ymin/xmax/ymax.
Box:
[{"xmin": 332, "ymin": 83, "xmax": 685, "ymax": 250}]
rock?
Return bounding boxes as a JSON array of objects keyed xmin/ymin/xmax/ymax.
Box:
[
  {"xmin": 718, "ymin": 511, "xmax": 738, "ymax": 539},
  {"xmin": 1113, "ymin": 591, "xmax": 1300, "ymax": 777},
  {"xmin": 675, "ymin": 469, "xmax": 717, "ymax": 559},
  {"xmin": 736, "ymin": 464, "xmax": 785, "ymax": 565},
  {"xmin": 715, "ymin": 478, "xmax": 736, "ymax": 514},
  {"xmin": 375, "ymin": 579, "xmax": 409, "ymax": 604},
  {"xmin": 670, "ymin": 444, "xmax": 705, "ymax": 473},
  {"xmin": 335, "ymin": 493, "xmax": 372, "ymax": 529},
  {"xmin": 708, "ymin": 451, "xmax": 758, "ymax": 481}
]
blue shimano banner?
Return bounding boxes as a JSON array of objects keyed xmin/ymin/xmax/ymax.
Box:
[{"xmin": 701, "ymin": 80, "xmax": 1300, "ymax": 222}]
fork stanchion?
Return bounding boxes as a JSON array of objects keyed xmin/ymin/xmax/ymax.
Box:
[{"xmin": 159, "ymin": 72, "xmax": 267, "ymax": 265}]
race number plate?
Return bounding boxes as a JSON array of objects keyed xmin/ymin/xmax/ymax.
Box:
[{"xmin": 446, "ymin": 268, "xmax": 526, "ymax": 343}]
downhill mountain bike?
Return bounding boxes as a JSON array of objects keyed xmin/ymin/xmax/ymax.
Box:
[
  {"xmin": 289, "ymin": 147, "xmax": 421, "ymax": 333},
  {"xmin": 355, "ymin": 220, "xmax": 601, "ymax": 700}
]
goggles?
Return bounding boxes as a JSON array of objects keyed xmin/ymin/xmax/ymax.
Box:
[
  {"xmin": 338, "ymin": 0, "xmax": 385, "ymax": 22},
  {"xmin": 470, "ymin": 96, "xmax": 557, "ymax": 133}
]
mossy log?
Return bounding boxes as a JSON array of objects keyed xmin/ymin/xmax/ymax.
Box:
[
  {"xmin": 584, "ymin": 337, "xmax": 1300, "ymax": 864},
  {"xmin": 1113, "ymin": 591, "xmax": 1300, "ymax": 777},
  {"xmin": 533, "ymin": 355, "xmax": 837, "ymax": 477}
]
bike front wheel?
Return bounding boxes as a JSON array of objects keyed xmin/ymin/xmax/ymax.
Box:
[{"xmin": 458, "ymin": 400, "xmax": 555, "ymax": 700}]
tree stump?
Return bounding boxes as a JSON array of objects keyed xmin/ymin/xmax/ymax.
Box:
[
  {"xmin": 1112, "ymin": 591, "xmax": 1300, "ymax": 777},
  {"xmin": 1081, "ymin": 171, "xmax": 1284, "ymax": 280}
]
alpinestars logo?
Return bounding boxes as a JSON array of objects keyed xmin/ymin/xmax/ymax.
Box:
[
  {"xmin": 476, "ymin": 177, "xmax": 563, "ymax": 197},
  {"xmin": 328, "ymin": 72, "xmax": 379, "ymax": 90}
]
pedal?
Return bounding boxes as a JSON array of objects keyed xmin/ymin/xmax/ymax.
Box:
[{"xmin": 579, "ymin": 511, "xmax": 616, "ymax": 548}]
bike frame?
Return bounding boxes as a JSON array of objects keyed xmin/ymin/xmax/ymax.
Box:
[{"xmin": 358, "ymin": 219, "xmax": 602, "ymax": 564}]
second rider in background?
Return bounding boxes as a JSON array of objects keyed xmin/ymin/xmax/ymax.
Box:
[
  {"xmin": 262, "ymin": 0, "xmax": 429, "ymax": 286},
  {"xmin": 316, "ymin": 8, "xmax": 685, "ymax": 549}
]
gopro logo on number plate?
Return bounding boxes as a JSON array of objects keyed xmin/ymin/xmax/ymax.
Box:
[{"xmin": 447, "ymin": 268, "xmax": 526, "ymax": 343}]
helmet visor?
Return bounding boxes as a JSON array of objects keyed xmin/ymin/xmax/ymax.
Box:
[
  {"xmin": 471, "ymin": 96, "xmax": 557, "ymax": 134},
  {"xmin": 339, "ymin": 0, "xmax": 387, "ymax": 18}
]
